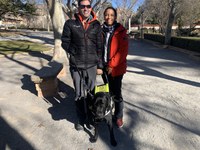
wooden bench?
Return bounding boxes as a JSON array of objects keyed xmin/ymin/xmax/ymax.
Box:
[{"xmin": 31, "ymin": 60, "xmax": 63, "ymax": 98}]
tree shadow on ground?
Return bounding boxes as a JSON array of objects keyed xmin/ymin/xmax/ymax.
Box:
[
  {"xmin": 127, "ymin": 39, "xmax": 200, "ymax": 88},
  {"xmin": 28, "ymin": 51, "xmax": 52, "ymax": 61},
  {"xmin": 0, "ymin": 116, "xmax": 35, "ymax": 150},
  {"xmin": 127, "ymin": 100, "xmax": 200, "ymax": 149},
  {"xmin": 129, "ymin": 39, "xmax": 200, "ymax": 60},
  {"xmin": 21, "ymin": 74, "xmax": 78, "ymax": 125},
  {"xmin": 45, "ymin": 79, "xmax": 77, "ymax": 124},
  {"xmin": 45, "ymin": 79, "xmax": 138, "ymax": 149},
  {"xmin": 0, "ymin": 48, "xmax": 52, "ymax": 61},
  {"xmin": 127, "ymin": 61, "xmax": 200, "ymax": 87},
  {"xmin": 24, "ymin": 34, "xmax": 54, "ymax": 45},
  {"xmin": 83, "ymin": 102, "xmax": 139, "ymax": 149},
  {"xmin": 0, "ymin": 52, "xmax": 37, "ymax": 72},
  {"xmin": 0, "ymin": 50, "xmax": 52, "ymax": 74},
  {"xmin": 1, "ymin": 30, "xmax": 54, "ymax": 46},
  {"xmin": 43, "ymin": 79, "xmax": 138, "ymax": 149},
  {"xmin": 96, "ymin": 108, "xmax": 138, "ymax": 149},
  {"xmin": 134, "ymin": 101, "xmax": 200, "ymax": 136}
]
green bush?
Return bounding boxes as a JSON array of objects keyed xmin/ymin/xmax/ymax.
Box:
[
  {"xmin": 144, "ymin": 34, "xmax": 200, "ymax": 53},
  {"xmin": 171, "ymin": 37, "xmax": 200, "ymax": 52},
  {"xmin": 171, "ymin": 37, "xmax": 189, "ymax": 49},
  {"xmin": 187, "ymin": 40, "xmax": 200, "ymax": 52},
  {"xmin": 17, "ymin": 24, "xmax": 27, "ymax": 29},
  {"xmin": 144, "ymin": 34, "xmax": 165, "ymax": 44},
  {"xmin": 129, "ymin": 31, "xmax": 140, "ymax": 38}
]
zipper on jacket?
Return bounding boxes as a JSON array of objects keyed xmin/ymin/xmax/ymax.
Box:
[{"xmin": 84, "ymin": 32, "xmax": 88, "ymax": 69}]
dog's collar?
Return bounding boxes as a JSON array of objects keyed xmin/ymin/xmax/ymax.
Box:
[
  {"xmin": 104, "ymin": 100, "xmax": 113, "ymax": 117},
  {"xmin": 105, "ymin": 109, "xmax": 111, "ymax": 116},
  {"xmin": 92, "ymin": 107, "xmax": 111, "ymax": 119}
]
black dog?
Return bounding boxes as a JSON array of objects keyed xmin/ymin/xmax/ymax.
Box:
[{"xmin": 87, "ymin": 92, "xmax": 117, "ymax": 147}]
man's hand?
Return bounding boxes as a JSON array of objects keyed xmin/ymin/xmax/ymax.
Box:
[{"xmin": 97, "ymin": 69, "xmax": 103, "ymax": 75}]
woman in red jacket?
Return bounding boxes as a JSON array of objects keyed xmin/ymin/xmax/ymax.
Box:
[{"xmin": 102, "ymin": 7, "xmax": 128, "ymax": 128}]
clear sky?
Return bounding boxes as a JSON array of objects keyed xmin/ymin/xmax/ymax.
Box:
[
  {"xmin": 112, "ymin": 0, "xmax": 144, "ymax": 12},
  {"xmin": 36, "ymin": 0, "xmax": 144, "ymax": 12}
]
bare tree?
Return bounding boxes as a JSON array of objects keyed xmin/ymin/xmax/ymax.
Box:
[
  {"xmin": 141, "ymin": 0, "xmax": 169, "ymax": 34},
  {"xmin": 45, "ymin": 0, "xmax": 66, "ymax": 61},
  {"xmin": 92, "ymin": 0, "xmax": 110, "ymax": 19},
  {"xmin": 177, "ymin": 0, "xmax": 200, "ymax": 36},
  {"xmin": 112, "ymin": 0, "xmax": 138, "ymax": 28},
  {"xmin": 140, "ymin": 0, "xmax": 181, "ymax": 44},
  {"xmin": 164, "ymin": 0, "xmax": 181, "ymax": 45}
]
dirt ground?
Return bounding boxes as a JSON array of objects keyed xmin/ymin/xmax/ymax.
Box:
[{"xmin": 0, "ymin": 31, "xmax": 200, "ymax": 150}]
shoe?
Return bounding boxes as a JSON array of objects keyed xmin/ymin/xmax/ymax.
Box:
[
  {"xmin": 116, "ymin": 118, "xmax": 123, "ymax": 128},
  {"xmin": 74, "ymin": 123, "xmax": 84, "ymax": 131}
]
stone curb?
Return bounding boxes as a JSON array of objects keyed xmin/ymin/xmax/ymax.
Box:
[{"xmin": 143, "ymin": 39, "xmax": 200, "ymax": 62}]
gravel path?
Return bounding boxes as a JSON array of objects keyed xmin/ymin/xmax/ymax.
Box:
[
  {"xmin": 0, "ymin": 32, "xmax": 200, "ymax": 150},
  {"xmin": 0, "ymin": 29, "xmax": 54, "ymax": 47}
]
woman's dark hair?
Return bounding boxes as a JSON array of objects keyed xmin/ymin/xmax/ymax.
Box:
[{"xmin": 104, "ymin": 7, "xmax": 117, "ymax": 18}]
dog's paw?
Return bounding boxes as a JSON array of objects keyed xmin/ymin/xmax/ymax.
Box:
[
  {"xmin": 90, "ymin": 137, "xmax": 97, "ymax": 143},
  {"xmin": 111, "ymin": 140, "xmax": 117, "ymax": 147},
  {"xmin": 86, "ymin": 124, "xmax": 94, "ymax": 130}
]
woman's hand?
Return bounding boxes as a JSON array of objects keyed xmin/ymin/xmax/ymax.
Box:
[
  {"xmin": 107, "ymin": 67, "xmax": 112, "ymax": 74},
  {"xmin": 97, "ymin": 69, "xmax": 103, "ymax": 75}
]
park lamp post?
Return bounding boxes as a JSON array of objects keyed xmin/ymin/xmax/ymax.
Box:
[
  {"xmin": 128, "ymin": 13, "xmax": 134, "ymax": 34},
  {"xmin": 140, "ymin": 9, "xmax": 144, "ymax": 39},
  {"xmin": 129, "ymin": 17, "xmax": 131, "ymax": 33}
]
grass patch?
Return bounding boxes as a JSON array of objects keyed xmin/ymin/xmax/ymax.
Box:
[
  {"xmin": 0, "ymin": 30, "xmax": 27, "ymax": 37},
  {"xmin": 176, "ymin": 36, "xmax": 200, "ymax": 41},
  {"xmin": 0, "ymin": 40, "xmax": 51, "ymax": 55}
]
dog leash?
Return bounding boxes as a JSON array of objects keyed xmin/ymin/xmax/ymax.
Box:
[
  {"xmin": 68, "ymin": 53, "xmax": 112, "ymax": 121},
  {"xmin": 67, "ymin": 53, "xmax": 94, "ymax": 127}
]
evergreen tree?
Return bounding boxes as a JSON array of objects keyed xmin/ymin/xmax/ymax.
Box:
[{"xmin": 0, "ymin": 0, "xmax": 37, "ymax": 19}]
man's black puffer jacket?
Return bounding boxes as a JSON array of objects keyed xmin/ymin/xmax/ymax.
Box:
[{"xmin": 61, "ymin": 13, "xmax": 103, "ymax": 69}]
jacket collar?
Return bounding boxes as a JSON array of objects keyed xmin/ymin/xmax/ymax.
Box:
[
  {"xmin": 113, "ymin": 23, "xmax": 126, "ymax": 34},
  {"xmin": 75, "ymin": 11, "xmax": 97, "ymax": 24},
  {"xmin": 103, "ymin": 22, "xmax": 125, "ymax": 35}
]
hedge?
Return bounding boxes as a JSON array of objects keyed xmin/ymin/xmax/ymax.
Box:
[
  {"xmin": 144, "ymin": 34, "xmax": 200, "ymax": 53},
  {"xmin": 144, "ymin": 34, "xmax": 165, "ymax": 44}
]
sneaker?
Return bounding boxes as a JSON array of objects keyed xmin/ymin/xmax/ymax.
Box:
[
  {"xmin": 116, "ymin": 118, "xmax": 123, "ymax": 128},
  {"xmin": 74, "ymin": 123, "xmax": 84, "ymax": 131}
]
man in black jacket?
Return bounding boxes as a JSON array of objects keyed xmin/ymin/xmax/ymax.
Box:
[{"xmin": 61, "ymin": 0, "xmax": 103, "ymax": 131}]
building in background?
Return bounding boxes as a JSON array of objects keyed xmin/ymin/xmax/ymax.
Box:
[{"xmin": 0, "ymin": 4, "xmax": 52, "ymax": 31}]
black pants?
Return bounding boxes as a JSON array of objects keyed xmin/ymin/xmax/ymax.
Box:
[{"xmin": 103, "ymin": 73, "xmax": 124, "ymax": 119}]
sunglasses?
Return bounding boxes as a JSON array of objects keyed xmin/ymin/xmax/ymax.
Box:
[{"xmin": 79, "ymin": 5, "xmax": 91, "ymax": 9}]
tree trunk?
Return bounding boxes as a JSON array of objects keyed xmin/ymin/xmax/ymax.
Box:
[
  {"xmin": 164, "ymin": 0, "xmax": 176, "ymax": 45},
  {"xmin": 45, "ymin": 0, "xmax": 67, "ymax": 62},
  {"xmin": 47, "ymin": 15, "xmax": 50, "ymax": 32}
]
